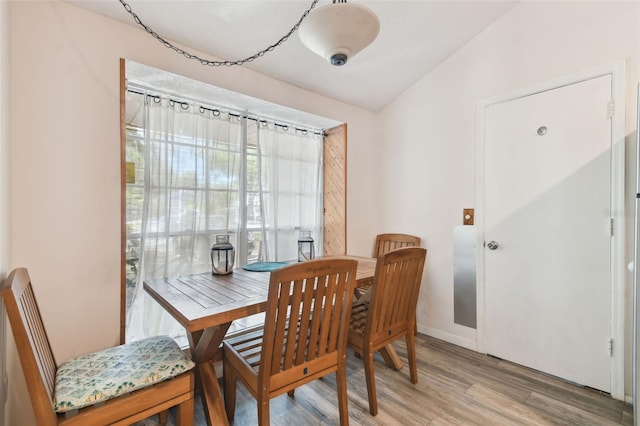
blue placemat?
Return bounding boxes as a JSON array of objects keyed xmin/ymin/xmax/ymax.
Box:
[{"xmin": 242, "ymin": 261, "xmax": 290, "ymax": 272}]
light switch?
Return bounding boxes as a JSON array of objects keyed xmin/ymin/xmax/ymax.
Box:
[{"xmin": 463, "ymin": 208, "xmax": 474, "ymax": 226}]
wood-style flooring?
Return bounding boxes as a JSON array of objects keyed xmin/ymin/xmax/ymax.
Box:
[{"xmin": 141, "ymin": 335, "xmax": 633, "ymax": 425}]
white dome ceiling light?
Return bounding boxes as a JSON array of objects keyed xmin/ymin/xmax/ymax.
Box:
[
  {"xmin": 298, "ymin": 1, "xmax": 380, "ymax": 66},
  {"xmin": 118, "ymin": 0, "xmax": 378, "ymax": 68}
]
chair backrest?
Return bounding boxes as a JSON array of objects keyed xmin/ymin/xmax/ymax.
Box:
[
  {"xmin": 373, "ymin": 233, "xmax": 421, "ymax": 258},
  {"xmin": 2, "ymin": 268, "xmax": 58, "ymax": 425},
  {"xmin": 367, "ymin": 247, "xmax": 426, "ymax": 344},
  {"xmin": 258, "ymin": 258, "xmax": 357, "ymax": 391}
]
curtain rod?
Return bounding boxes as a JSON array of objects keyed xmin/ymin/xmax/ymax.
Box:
[{"xmin": 126, "ymin": 86, "xmax": 325, "ymax": 137}]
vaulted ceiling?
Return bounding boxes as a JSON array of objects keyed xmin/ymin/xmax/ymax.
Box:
[{"xmin": 68, "ymin": 0, "xmax": 517, "ymax": 112}]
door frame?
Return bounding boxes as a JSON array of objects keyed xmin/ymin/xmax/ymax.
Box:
[{"xmin": 475, "ymin": 62, "xmax": 626, "ymax": 400}]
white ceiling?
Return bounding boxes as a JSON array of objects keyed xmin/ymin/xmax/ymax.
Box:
[{"xmin": 68, "ymin": 0, "xmax": 517, "ymax": 112}]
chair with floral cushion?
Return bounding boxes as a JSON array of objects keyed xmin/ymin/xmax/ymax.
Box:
[{"xmin": 2, "ymin": 267, "xmax": 196, "ymax": 425}]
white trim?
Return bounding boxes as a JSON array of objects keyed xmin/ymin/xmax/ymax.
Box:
[
  {"xmin": 609, "ymin": 61, "xmax": 626, "ymax": 401},
  {"xmin": 475, "ymin": 95, "xmax": 487, "ymax": 356},
  {"xmin": 475, "ymin": 61, "xmax": 626, "ymax": 400},
  {"xmin": 420, "ymin": 326, "xmax": 477, "ymax": 351}
]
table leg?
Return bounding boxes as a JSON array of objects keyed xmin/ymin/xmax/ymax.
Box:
[
  {"xmin": 197, "ymin": 360, "xmax": 227, "ymax": 426},
  {"xmin": 187, "ymin": 324, "xmax": 231, "ymax": 426},
  {"xmin": 379, "ymin": 344, "xmax": 403, "ymax": 370}
]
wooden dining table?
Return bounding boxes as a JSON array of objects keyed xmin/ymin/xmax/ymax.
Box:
[{"xmin": 144, "ymin": 255, "xmax": 404, "ymax": 426}]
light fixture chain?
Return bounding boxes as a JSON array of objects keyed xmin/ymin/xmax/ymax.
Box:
[{"xmin": 118, "ymin": 0, "xmax": 320, "ymax": 67}]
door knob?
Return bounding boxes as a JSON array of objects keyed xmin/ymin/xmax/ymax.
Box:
[{"xmin": 487, "ymin": 241, "xmax": 499, "ymax": 250}]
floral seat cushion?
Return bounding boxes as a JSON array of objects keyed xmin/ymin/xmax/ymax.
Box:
[{"xmin": 53, "ymin": 335, "xmax": 195, "ymax": 413}]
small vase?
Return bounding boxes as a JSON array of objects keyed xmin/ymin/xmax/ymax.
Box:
[{"xmin": 211, "ymin": 234, "xmax": 235, "ymax": 275}]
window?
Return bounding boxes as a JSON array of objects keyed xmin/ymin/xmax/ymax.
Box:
[{"xmin": 124, "ymin": 87, "xmax": 325, "ymax": 340}]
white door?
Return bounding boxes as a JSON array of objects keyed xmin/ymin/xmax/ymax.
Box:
[{"xmin": 483, "ymin": 75, "xmax": 612, "ymax": 392}]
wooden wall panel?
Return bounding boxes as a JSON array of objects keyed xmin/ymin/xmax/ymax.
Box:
[{"xmin": 323, "ymin": 124, "xmax": 347, "ymax": 255}]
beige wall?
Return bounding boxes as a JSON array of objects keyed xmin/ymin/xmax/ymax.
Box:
[
  {"xmin": 1, "ymin": 0, "xmax": 9, "ymax": 424},
  {"xmin": 4, "ymin": 1, "xmax": 380, "ymax": 424},
  {"xmin": 379, "ymin": 0, "xmax": 640, "ymax": 397}
]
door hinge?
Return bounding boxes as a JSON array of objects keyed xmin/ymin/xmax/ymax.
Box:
[
  {"xmin": 607, "ymin": 100, "xmax": 615, "ymax": 119},
  {"xmin": 608, "ymin": 338, "xmax": 613, "ymax": 356},
  {"xmin": 609, "ymin": 218, "xmax": 614, "ymax": 236}
]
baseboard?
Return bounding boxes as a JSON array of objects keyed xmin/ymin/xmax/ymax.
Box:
[{"xmin": 418, "ymin": 325, "xmax": 477, "ymax": 352}]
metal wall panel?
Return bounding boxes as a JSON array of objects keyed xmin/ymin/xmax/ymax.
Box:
[{"xmin": 454, "ymin": 225, "xmax": 476, "ymax": 328}]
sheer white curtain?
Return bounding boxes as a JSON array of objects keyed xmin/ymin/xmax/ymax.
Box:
[
  {"xmin": 126, "ymin": 94, "xmax": 242, "ymax": 342},
  {"xmin": 125, "ymin": 90, "xmax": 324, "ymax": 343},
  {"xmin": 255, "ymin": 122, "xmax": 323, "ymax": 261}
]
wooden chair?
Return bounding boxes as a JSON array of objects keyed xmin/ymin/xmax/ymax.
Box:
[
  {"xmin": 223, "ymin": 258, "xmax": 358, "ymax": 425},
  {"xmin": 2, "ymin": 267, "xmax": 196, "ymax": 426},
  {"xmin": 369, "ymin": 233, "xmax": 422, "ymax": 336},
  {"xmin": 372, "ymin": 233, "xmax": 421, "ymax": 258},
  {"xmin": 348, "ymin": 247, "xmax": 427, "ymax": 416}
]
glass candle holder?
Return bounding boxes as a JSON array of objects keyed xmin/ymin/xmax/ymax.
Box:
[
  {"xmin": 297, "ymin": 230, "xmax": 315, "ymax": 262},
  {"xmin": 211, "ymin": 234, "xmax": 235, "ymax": 275}
]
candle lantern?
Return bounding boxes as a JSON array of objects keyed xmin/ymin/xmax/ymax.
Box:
[
  {"xmin": 297, "ymin": 230, "xmax": 315, "ymax": 262},
  {"xmin": 211, "ymin": 234, "xmax": 235, "ymax": 275}
]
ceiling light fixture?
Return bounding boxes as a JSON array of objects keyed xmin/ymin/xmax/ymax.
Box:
[
  {"xmin": 118, "ymin": 0, "xmax": 378, "ymax": 67},
  {"xmin": 299, "ymin": 0, "xmax": 380, "ymax": 66}
]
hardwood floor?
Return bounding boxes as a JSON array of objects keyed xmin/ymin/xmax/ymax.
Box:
[{"xmin": 140, "ymin": 335, "xmax": 633, "ymax": 425}]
